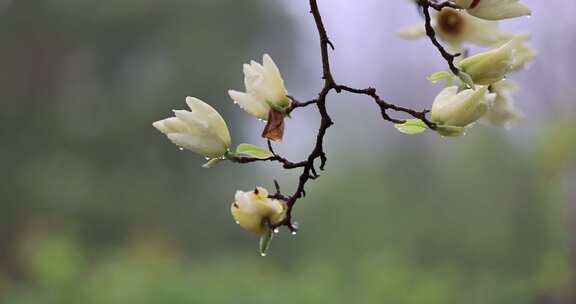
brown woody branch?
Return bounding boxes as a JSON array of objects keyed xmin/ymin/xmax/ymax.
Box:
[
  {"xmin": 231, "ymin": 0, "xmax": 451, "ymax": 232},
  {"xmin": 419, "ymin": 0, "xmax": 462, "ymax": 75},
  {"xmin": 427, "ymin": 0, "xmax": 460, "ymax": 11}
]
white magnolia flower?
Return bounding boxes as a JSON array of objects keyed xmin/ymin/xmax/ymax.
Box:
[
  {"xmin": 231, "ymin": 187, "xmax": 286, "ymax": 235},
  {"xmin": 153, "ymin": 97, "xmax": 231, "ymax": 158},
  {"xmin": 399, "ymin": 8, "xmax": 513, "ymax": 51},
  {"xmin": 431, "ymin": 86, "xmax": 495, "ymax": 136},
  {"xmin": 483, "ymin": 80, "xmax": 523, "ymax": 128},
  {"xmin": 228, "ymin": 54, "xmax": 290, "ymax": 120},
  {"xmin": 454, "ymin": 0, "xmax": 531, "ymax": 21},
  {"xmin": 458, "ymin": 35, "xmax": 536, "ymax": 85}
]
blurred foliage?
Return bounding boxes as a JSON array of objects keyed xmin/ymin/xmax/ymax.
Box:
[
  {"xmin": 535, "ymin": 115, "xmax": 576, "ymax": 176},
  {"xmin": 0, "ymin": 228, "xmax": 573, "ymax": 304},
  {"xmin": 0, "ymin": 0, "xmax": 293, "ymax": 259},
  {"xmin": 2, "ymin": 128, "xmax": 575, "ymax": 303},
  {"xmin": 0, "ymin": 0, "xmax": 574, "ymax": 303}
]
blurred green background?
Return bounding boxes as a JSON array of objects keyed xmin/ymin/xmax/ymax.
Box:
[{"xmin": 0, "ymin": 0, "xmax": 574, "ymax": 303}]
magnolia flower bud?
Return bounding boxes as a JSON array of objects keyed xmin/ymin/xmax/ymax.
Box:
[
  {"xmin": 228, "ymin": 54, "xmax": 290, "ymax": 120},
  {"xmin": 458, "ymin": 36, "xmax": 535, "ymax": 85},
  {"xmin": 228, "ymin": 54, "xmax": 291, "ymax": 142},
  {"xmin": 231, "ymin": 187, "xmax": 286, "ymax": 235},
  {"xmin": 454, "ymin": 0, "xmax": 531, "ymax": 21},
  {"xmin": 153, "ymin": 97, "xmax": 231, "ymax": 158},
  {"xmin": 431, "ymin": 86, "xmax": 495, "ymax": 136}
]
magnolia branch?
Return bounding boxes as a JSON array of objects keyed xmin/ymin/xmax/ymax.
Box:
[
  {"xmin": 151, "ymin": 0, "xmax": 533, "ymax": 251},
  {"xmin": 226, "ymin": 0, "xmax": 535, "ymax": 235},
  {"xmin": 231, "ymin": 0, "xmax": 452, "ymax": 232},
  {"xmin": 145, "ymin": 0, "xmax": 534, "ymax": 256}
]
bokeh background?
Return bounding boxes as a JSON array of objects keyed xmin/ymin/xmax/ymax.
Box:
[{"xmin": 1, "ymin": 0, "xmax": 575, "ymax": 303}]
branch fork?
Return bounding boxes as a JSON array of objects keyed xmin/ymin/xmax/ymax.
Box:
[{"xmin": 231, "ymin": 0, "xmax": 452, "ymax": 231}]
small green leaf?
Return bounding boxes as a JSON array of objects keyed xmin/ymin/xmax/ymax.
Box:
[
  {"xmin": 394, "ymin": 119, "xmax": 428, "ymax": 135},
  {"xmin": 236, "ymin": 143, "xmax": 274, "ymax": 159},
  {"xmin": 428, "ymin": 71, "xmax": 454, "ymax": 86},
  {"xmin": 202, "ymin": 158, "xmax": 225, "ymax": 168},
  {"xmin": 259, "ymin": 227, "xmax": 274, "ymax": 256}
]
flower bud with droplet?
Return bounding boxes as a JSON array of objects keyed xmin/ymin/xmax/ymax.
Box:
[{"xmin": 230, "ymin": 187, "xmax": 286, "ymax": 235}]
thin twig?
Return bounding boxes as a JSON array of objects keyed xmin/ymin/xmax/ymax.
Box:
[{"xmin": 419, "ymin": 0, "xmax": 462, "ymax": 75}]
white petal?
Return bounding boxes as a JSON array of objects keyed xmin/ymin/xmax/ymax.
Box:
[
  {"xmin": 167, "ymin": 133, "xmax": 227, "ymax": 158},
  {"xmin": 185, "ymin": 96, "xmax": 231, "ymax": 146},
  {"xmin": 164, "ymin": 117, "xmax": 189, "ymax": 133},
  {"xmin": 462, "ymin": 14, "xmax": 515, "ymax": 46},
  {"xmin": 228, "ymin": 90, "xmax": 270, "ymax": 120},
  {"xmin": 243, "ymin": 63, "xmax": 260, "ymax": 79},
  {"xmin": 398, "ymin": 23, "xmax": 426, "ymax": 40},
  {"xmin": 468, "ymin": 0, "xmax": 531, "ymax": 20},
  {"xmin": 152, "ymin": 120, "xmax": 171, "ymax": 134},
  {"xmin": 173, "ymin": 109, "xmax": 209, "ymax": 130},
  {"xmin": 250, "ymin": 60, "xmax": 264, "ymax": 73},
  {"xmin": 261, "ymin": 54, "xmax": 288, "ymax": 104},
  {"xmin": 431, "ymin": 86, "xmax": 491, "ymax": 126}
]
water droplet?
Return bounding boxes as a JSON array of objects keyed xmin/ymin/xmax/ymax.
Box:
[
  {"xmin": 291, "ymin": 231, "xmax": 297, "ymax": 235},
  {"xmin": 235, "ymin": 221, "xmax": 240, "ymax": 225},
  {"xmin": 233, "ymin": 101, "xmax": 237, "ymax": 104},
  {"xmin": 260, "ymin": 253, "xmax": 267, "ymax": 257},
  {"xmin": 205, "ymin": 157, "xmax": 211, "ymax": 160},
  {"xmin": 273, "ymin": 228, "xmax": 280, "ymax": 234},
  {"xmin": 178, "ymin": 147, "xmax": 184, "ymax": 151}
]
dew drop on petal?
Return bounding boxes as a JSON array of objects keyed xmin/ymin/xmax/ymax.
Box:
[
  {"xmin": 260, "ymin": 253, "xmax": 267, "ymax": 257},
  {"xmin": 291, "ymin": 231, "xmax": 297, "ymax": 235}
]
